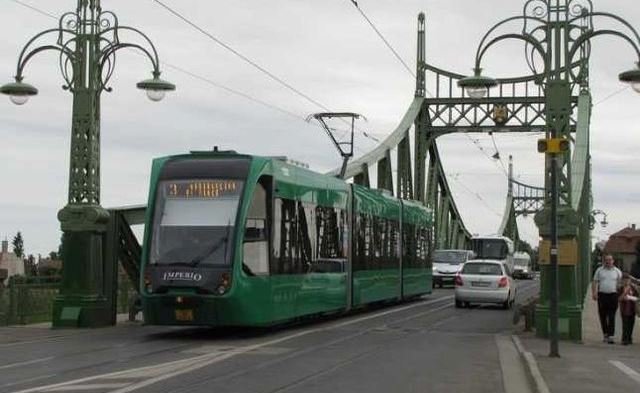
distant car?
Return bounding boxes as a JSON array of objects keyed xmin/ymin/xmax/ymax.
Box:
[
  {"xmin": 454, "ymin": 261, "xmax": 516, "ymax": 309},
  {"xmin": 432, "ymin": 249, "xmax": 474, "ymax": 288}
]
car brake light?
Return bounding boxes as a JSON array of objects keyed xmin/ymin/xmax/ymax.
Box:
[
  {"xmin": 454, "ymin": 275, "xmax": 463, "ymax": 286},
  {"xmin": 498, "ymin": 276, "xmax": 508, "ymax": 288}
]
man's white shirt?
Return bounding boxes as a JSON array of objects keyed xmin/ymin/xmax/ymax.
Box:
[{"xmin": 594, "ymin": 266, "xmax": 622, "ymax": 294}]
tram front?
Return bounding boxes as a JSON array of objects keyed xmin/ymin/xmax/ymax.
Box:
[{"xmin": 141, "ymin": 155, "xmax": 251, "ymax": 325}]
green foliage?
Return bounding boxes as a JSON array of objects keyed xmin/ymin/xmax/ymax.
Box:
[
  {"xmin": 12, "ymin": 232, "xmax": 24, "ymax": 258},
  {"xmin": 24, "ymin": 255, "xmax": 37, "ymax": 276}
]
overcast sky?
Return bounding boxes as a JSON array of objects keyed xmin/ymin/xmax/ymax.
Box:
[{"xmin": 1, "ymin": 0, "xmax": 639, "ymax": 256}]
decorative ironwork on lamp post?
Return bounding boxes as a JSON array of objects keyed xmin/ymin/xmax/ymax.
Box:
[
  {"xmin": 0, "ymin": 0, "xmax": 175, "ymax": 327},
  {"xmin": 589, "ymin": 209, "xmax": 608, "ymax": 230},
  {"xmin": 458, "ymin": 0, "xmax": 640, "ymax": 356}
]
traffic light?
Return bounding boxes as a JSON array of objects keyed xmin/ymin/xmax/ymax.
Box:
[{"xmin": 537, "ymin": 138, "xmax": 570, "ymax": 153}]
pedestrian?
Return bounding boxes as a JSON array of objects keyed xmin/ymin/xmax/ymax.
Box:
[
  {"xmin": 592, "ymin": 254, "xmax": 623, "ymax": 344},
  {"xmin": 618, "ymin": 273, "xmax": 639, "ymax": 345}
]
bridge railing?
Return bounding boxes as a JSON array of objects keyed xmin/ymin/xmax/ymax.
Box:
[{"xmin": 0, "ymin": 275, "xmax": 135, "ymax": 326}]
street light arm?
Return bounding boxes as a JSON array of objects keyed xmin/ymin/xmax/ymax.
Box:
[
  {"xmin": 474, "ymin": 15, "xmax": 547, "ymax": 67},
  {"xmin": 568, "ymin": 29, "xmax": 640, "ymax": 66},
  {"xmin": 99, "ymin": 26, "xmax": 161, "ymax": 71},
  {"xmin": 569, "ymin": 12, "xmax": 640, "ymax": 46},
  {"xmin": 98, "ymin": 42, "xmax": 159, "ymax": 92},
  {"xmin": 14, "ymin": 28, "xmax": 77, "ymax": 79},
  {"xmin": 476, "ymin": 33, "xmax": 549, "ymax": 75}
]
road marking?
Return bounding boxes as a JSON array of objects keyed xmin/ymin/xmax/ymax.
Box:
[
  {"xmin": 0, "ymin": 337, "xmax": 68, "ymax": 348},
  {"xmin": 609, "ymin": 360, "xmax": 640, "ymax": 385},
  {"xmin": 330, "ymin": 295, "xmax": 453, "ymax": 329},
  {"xmin": 0, "ymin": 357, "xmax": 54, "ymax": 370},
  {"xmin": 2, "ymin": 375, "xmax": 57, "ymax": 389},
  {"xmin": 10, "ymin": 295, "xmax": 452, "ymax": 393},
  {"xmin": 46, "ymin": 384, "xmax": 130, "ymax": 391}
]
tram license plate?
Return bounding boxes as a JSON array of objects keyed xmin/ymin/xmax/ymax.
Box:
[{"xmin": 175, "ymin": 309, "xmax": 194, "ymax": 321}]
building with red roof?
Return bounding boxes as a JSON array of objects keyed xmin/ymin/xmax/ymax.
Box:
[{"xmin": 603, "ymin": 224, "xmax": 640, "ymax": 273}]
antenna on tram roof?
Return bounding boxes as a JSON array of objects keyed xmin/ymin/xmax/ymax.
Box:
[{"xmin": 306, "ymin": 112, "xmax": 366, "ymax": 179}]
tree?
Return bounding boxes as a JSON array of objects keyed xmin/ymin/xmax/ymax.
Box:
[
  {"xmin": 24, "ymin": 254, "xmax": 37, "ymax": 276},
  {"xmin": 12, "ymin": 232, "xmax": 24, "ymax": 258},
  {"xmin": 49, "ymin": 251, "xmax": 59, "ymax": 260}
]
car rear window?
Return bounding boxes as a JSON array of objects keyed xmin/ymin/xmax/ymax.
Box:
[
  {"xmin": 433, "ymin": 250, "xmax": 469, "ymax": 264},
  {"xmin": 462, "ymin": 263, "xmax": 503, "ymax": 275}
]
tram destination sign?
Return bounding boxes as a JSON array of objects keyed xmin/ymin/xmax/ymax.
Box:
[{"xmin": 165, "ymin": 179, "xmax": 241, "ymax": 199}]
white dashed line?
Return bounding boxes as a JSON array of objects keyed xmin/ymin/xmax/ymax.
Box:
[{"xmin": 610, "ymin": 360, "xmax": 640, "ymax": 385}]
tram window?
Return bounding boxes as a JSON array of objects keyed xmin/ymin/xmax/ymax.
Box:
[
  {"xmin": 403, "ymin": 223, "xmax": 416, "ymax": 268},
  {"xmin": 272, "ymin": 198, "xmax": 297, "ymax": 274},
  {"xmin": 299, "ymin": 202, "xmax": 316, "ymax": 270},
  {"xmin": 243, "ymin": 180, "xmax": 269, "ymax": 275},
  {"xmin": 272, "ymin": 198, "xmax": 311, "ymax": 275},
  {"xmin": 316, "ymin": 206, "xmax": 343, "ymax": 259}
]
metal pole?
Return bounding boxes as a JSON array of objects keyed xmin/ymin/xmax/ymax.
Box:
[{"xmin": 549, "ymin": 153, "xmax": 559, "ymax": 357}]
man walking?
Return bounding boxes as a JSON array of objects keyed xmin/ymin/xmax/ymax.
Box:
[{"xmin": 592, "ymin": 254, "xmax": 622, "ymax": 344}]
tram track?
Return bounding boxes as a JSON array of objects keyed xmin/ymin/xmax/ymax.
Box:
[
  {"xmin": 126, "ymin": 299, "xmax": 455, "ymax": 393},
  {"xmin": 8, "ymin": 294, "xmax": 455, "ymax": 393},
  {"xmin": 7, "ymin": 281, "xmax": 540, "ymax": 393}
]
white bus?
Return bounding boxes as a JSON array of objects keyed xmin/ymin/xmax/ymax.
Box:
[
  {"xmin": 512, "ymin": 251, "xmax": 532, "ymax": 279},
  {"xmin": 470, "ymin": 236, "xmax": 514, "ymax": 273}
]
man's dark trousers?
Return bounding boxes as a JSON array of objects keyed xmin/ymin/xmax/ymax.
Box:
[{"xmin": 598, "ymin": 292, "xmax": 618, "ymax": 337}]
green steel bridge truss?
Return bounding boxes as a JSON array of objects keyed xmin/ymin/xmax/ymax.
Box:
[
  {"xmin": 108, "ymin": 6, "xmax": 598, "ymax": 338},
  {"xmin": 330, "ymin": 14, "xmax": 590, "ymax": 261}
]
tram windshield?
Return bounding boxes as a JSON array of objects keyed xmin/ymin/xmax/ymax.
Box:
[{"xmin": 149, "ymin": 179, "xmax": 244, "ymax": 266}]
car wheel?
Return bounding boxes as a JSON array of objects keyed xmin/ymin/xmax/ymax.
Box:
[
  {"xmin": 438, "ymin": 282, "xmax": 443, "ymax": 289},
  {"xmin": 464, "ymin": 302, "xmax": 471, "ymax": 308},
  {"xmin": 455, "ymin": 299, "xmax": 463, "ymax": 308},
  {"xmin": 502, "ymin": 293, "xmax": 511, "ymax": 309}
]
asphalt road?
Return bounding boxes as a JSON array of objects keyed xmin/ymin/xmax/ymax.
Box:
[{"xmin": 0, "ymin": 279, "xmax": 539, "ymax": 393}]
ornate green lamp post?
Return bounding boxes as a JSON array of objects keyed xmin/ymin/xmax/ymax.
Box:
[
  {"xmin": 0, "ymin": 0, "xmax": 175, "ymax": 327},
  {"xmin": 458, "ymin": 0, "xmax": 640, "ymax": 355}
]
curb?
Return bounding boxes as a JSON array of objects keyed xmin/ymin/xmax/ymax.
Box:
[{"xmin": 512, "ymin": 335, "xmax": 551, "ymax": 393}]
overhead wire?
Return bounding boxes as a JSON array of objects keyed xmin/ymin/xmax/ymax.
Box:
[
  {"xmin": 343, "ymin": 0, "xmax": 515, "ymax": 212},
  {"xmin": 594, "ymin": 85, "xmax": 630, "ymax": 106},
  {"xmin": 10, "ymin": 0, "xmax": 55, "ymax": 18},
  {"xmin": 9, "ymin": 0, "xmax": 373, "ymax": 156},
  {"xmin": 447, "ymin": 173, "xmax": 502, "ymax": 217},
  {"xmin": 9, "ymin": 1, "xmax": 309, "ymax": 123},
  {"xmin": 490, "ymin": 133, "xmax": 509, "ymax": 174},
  {"xmin": 346, "ymin": 0, "xmax": 415, "ymax": 78},
  {"xmin": 152, "ymin": 0, "xmax": 380, "ymax": 145}
]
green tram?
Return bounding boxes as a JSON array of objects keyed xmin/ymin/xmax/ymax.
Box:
[{"xmin": 141, "ymin": 150, "xmax": 433, "ymax": 326}]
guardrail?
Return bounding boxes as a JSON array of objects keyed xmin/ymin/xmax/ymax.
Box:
[{"xmin": 0, "ymin": 275, "xmax": 136, "ymax": 326}]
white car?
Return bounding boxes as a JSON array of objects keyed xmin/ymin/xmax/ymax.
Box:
[
  {"xmin": 454, "ymin": 261, "xmax": 516, "ymax": 309},
  {"xmin": 432, "ymin": 249, "xmax": 474, "ymax": 288}
]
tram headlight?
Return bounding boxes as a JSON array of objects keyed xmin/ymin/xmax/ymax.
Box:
[
  {"xmin": 144, "ymin": 273, "xmax": 153, "ymax": 294},
  {"xmin": 216, "ymin": 272, "xmax": 232, "ymax": 295}
]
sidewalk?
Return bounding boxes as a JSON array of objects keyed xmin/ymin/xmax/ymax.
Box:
[
  {"xmin": 516, "ymin": 284, "xmax": 640, "ymax": 392},
  {"xmin": 0, "ymin": 313, "xmax": 141, "ymax": 345}
]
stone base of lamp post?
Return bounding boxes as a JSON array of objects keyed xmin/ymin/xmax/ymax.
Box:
[
  {"xmin": 52, "ymin": 206, "xmax": 112, "ymax": 328},
  {"xmin": 535, "ymin": 302, "xmax": 583, "ymax": 341},
  {"xmin": 52, "ymin": 294, "xmax": 111, "ymax": 328},
  {"xmin": 535, "ymin": 263, "xmax": 583, "ymax": 341}
]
